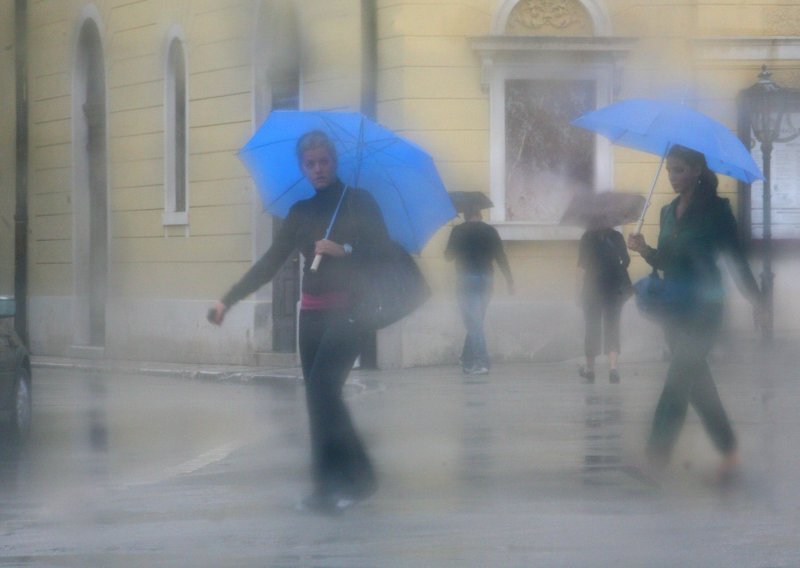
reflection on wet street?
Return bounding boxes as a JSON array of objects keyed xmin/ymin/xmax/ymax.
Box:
[
  {"xmin": 0, "ymin": 368, "xmax": 272, "ymax": 523},
  {"xmin": 582, "ymin": 389, "xmax": 623, "ymax": 483},
  {"xmin": 1, "ymin": 359, "xmax": 799, "ymax": 566}
]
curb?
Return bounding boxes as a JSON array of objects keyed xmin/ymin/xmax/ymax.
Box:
[{"xmin": 31, "ymin": 356, "xmax": 303, "ymax": 387}]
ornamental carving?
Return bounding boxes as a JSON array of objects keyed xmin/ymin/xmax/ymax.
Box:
[{"xmin": 506, "ymin": 0, "xmax": 594, "ymax": 36}]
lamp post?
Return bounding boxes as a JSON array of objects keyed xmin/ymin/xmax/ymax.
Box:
[{"xmin": 740, "ymin": 65, "xmax": 800, "ymax": 344}]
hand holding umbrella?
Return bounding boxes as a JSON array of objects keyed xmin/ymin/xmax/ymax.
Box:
[
  {"xmin": 310, "ymin": 182, "xmax": 350, "ymax": 272},
  {"xmin": 312, "ymin": 238, "xmax": 349, "ymax": 270}
]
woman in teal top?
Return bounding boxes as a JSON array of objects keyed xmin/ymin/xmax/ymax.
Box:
[{"xmin": 628, "ymin": 145, "xmax": 764, "ymax": 481}]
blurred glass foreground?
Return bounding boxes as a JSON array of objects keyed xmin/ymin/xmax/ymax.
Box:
[{"xmin": 0, "ymin": 352, "xmax": 797, "ymax": 566}]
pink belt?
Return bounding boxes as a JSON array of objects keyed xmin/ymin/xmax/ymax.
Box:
[{"xmin": 300, "ymin": 291, "xmax": 349, "ymax": 311}]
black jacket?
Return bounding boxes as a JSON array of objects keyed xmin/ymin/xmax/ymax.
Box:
[
  {"xmin": 444, "ymin": 220, "xmax": 513, "ymax": 286},
  {"xmin": 578, "ymin": 228, "xmax": 631, "ymax": 298},
  {"xmin": 221, "ymin": 180, "xmax": 390, "ymax": 308}
]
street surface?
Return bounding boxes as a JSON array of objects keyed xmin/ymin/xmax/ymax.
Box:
[{"xmin": 1, "ymin": 353, "xmax": 799, "ymax": 567}]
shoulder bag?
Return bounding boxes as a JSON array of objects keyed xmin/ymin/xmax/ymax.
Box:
[
  {"xmin": 633, "ymin": 270, "xmax": 694, "ymax": 321},
  {"xmin": 349, "ymin": 239, "xmax": 430, "ymax": 331}
]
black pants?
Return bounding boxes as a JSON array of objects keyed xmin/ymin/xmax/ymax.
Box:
[
  {"xmin": 298, "ymin": 309, "xmax": 375, "ymax": 495},
  {"xmin": 648, "ymin": 304, "xmax": 736, "ymax": 460},
  {"xmin": 583, "ymin": 292, "xmax": 623, "ymax": 358}
]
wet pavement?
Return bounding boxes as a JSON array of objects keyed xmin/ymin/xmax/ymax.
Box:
[{"xmin": 1, "ymin": 351, "xmax": 799, "ymax": 567}]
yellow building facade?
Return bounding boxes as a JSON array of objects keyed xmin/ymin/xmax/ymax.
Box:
[
  {"xmin": 8, "ymin": 0, "xmax": 800, "ymax": 366},
  {"xmin": 1, "ymin": 1, "xmax": 16, "ymax": 297}
]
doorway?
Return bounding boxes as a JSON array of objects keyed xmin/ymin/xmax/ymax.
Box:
[
  {"xmin": 253, "ymin": 0, "xmax": 301, "ymax": 352},
  {"xmin": 73, "ymin": 16, "xmax": 108, "ymax": 348}
]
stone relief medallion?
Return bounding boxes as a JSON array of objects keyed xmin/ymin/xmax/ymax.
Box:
[{"xmin": 506, "ymin": 0, "xmax": 594, "ymax": 36}]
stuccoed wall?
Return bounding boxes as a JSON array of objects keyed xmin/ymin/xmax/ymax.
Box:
[
  {"xmin": 369, "ymin": 0, "xmax": 800, "ymax": 367},
  {"xmin": 1, "ymin": 2, "xmax": 15, "ymax": 296},
  {"xmin": 26, "ymin": 1, "xmax": 258, "ymax": 360},
  {"xmin": 21, "ymin": 0, "xmax": 800, "ymax": 366},
  {"xmin": 24, "ymin": 0, "xmax": 368, "ymax": 363}
]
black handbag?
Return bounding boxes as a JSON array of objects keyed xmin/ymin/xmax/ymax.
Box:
[
  {"xmin": 601, "ymin": 232, "xmax": 633, "ymax": 300},
  {"xmin": 349, "ymin": 240, "xmax": 430, "ymax": 331},
  {"xmin": 633, "ymin": 270, "xmax": 694, "ymax": 321}
]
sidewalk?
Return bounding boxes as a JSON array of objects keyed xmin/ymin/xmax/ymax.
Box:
[
  {"xmin": 25, "ymin": 350, "xmax": 800, "ymax": 565},
  {"xmin": 31, "ymin": 355, "xmax": 303, "ymax": 386}
]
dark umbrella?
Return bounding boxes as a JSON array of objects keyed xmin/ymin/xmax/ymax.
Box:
[
  {"xmin": 448, "ymin": 191, "xmax": 493, "ymax": 213},
  {"xmin": 560, "ymin": 191, "xmax": 646, "ymax": 230}
]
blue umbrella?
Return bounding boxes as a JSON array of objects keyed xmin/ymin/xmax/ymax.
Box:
[
  {"xmin": 238, "ymin": 110, "xmax": 456, "ymax": 254},
  {"xmin": 572, "ymin": 98, "xmax": 763, "ymax": 230}
]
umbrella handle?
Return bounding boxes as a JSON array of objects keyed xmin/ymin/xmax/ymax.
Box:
[
  {"xmin": 310, "ymin": 185, "xmax": 350, "ymax": 273},
  {"xmin": 310, "ymin": 253, "xmax": 323, "ymax": 272}
]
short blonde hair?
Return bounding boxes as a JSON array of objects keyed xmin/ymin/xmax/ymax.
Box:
[{"xmin": 296, "ymin": 130, "xmax": 337, "ymax": 163}]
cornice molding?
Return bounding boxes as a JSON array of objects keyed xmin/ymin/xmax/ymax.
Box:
[
  {"xmin": 471, "ymin": 35, "xmax": 636, "ymax": 55},
  {"xmin": 693, "ymin": 36, "xmax": 800, "ymax": 61}
]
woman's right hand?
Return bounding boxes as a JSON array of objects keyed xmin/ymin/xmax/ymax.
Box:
[
  {"xmin": 208, "ymin": 301, "xmax": 227, "ymax": 326},
  {"xmin": 627, "ymin": 232, "xmax": 647, "ymax": 254}
]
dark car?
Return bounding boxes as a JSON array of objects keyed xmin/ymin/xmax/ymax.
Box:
[{"xmin": 0, "ymin": 297, "xmax": 32, "ymax": 443}]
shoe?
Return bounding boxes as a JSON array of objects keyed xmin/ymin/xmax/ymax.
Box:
[
  {"xmin": 716, "ymin": 451, "xmax": 741, "ymax": 485},
  {"xmin": 469, "ymin": 366, "xmax": 489, "ymax": 375},
  {"xmin": 461, "ymin": 365, "xmax": 474, "ymax": 374},
  {"xmin": 347, "ymin": 474, "xmax": 378, "ymax": 501},
  {"xmin": 297, "ymin": 491, "xmax": 366, "ymax": 515},
  {"xmin": 609, "ymin": 369, "xmax": 620, "ymax": 384},
  {"xmin": 296, "ymin": 491, "xmax": 342, "ymax": 515},
  {"xmin": 579, "ymin": 366, "xmax": 595, "ymax": 383}
]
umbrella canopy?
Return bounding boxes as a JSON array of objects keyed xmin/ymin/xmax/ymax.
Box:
[
  {"xmin": 239, "ymin": 110, "xmax": 456, "ymax": 254},
  {"xmin": 572, "ymin": 98, "xmax": 763, "ymax": 184},
  {"xmin": 448, "ymin": 191, "xmax": 494, "ymax": 213},
  {"xmin": 560, "ymin": 191, "xmax": 646, "ymax": 229},
  {"xmin": 572, "ymin": 98, "xmax": 763, "ymax": 232},
  {"xmin": 572, "ymin": 99, "xmax": 764, "ymax": 183}
]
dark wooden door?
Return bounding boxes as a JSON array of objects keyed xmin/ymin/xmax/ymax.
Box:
[{"xmin": 270, "ymin": 75, "xmax": 300, "ymax": 352}]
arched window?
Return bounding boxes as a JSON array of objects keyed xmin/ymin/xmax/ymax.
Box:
[
  {"xmin": 163, "ymin": 32, "xmax": 188, "ymax": 226},
  {"xmin": 72, "ymin": 7, "xmax": 109, "ymax": 348}
]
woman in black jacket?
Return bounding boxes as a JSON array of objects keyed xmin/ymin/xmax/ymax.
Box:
[
  {"xmin": 628, "ymin": 145, "xmax": 764, "ymax": 480},
  {"xmin": 577, "ymin": 227, "xmax": 631, "ymax": 383},
  {"xmin": 209, "ymin": 131, "xmax": 389, "ymax": 513}
]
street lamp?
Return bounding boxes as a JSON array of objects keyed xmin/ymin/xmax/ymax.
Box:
[{"xmin": 739, "ymin": 65, "xmax": 800, "ymax": 344}]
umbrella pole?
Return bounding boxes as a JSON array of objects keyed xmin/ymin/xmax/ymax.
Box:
[
  {"xmin": 310, "ymin": 117, "xmax": 365, "ymax": 272},
  {"xmin": 310, "ymin": 184, "xmax": 350, "ymax": 271},
  {"xmin": 634, "ymin": 152, "xmax": 667, "ymax": 234}
]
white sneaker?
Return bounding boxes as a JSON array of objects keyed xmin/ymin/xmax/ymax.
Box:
[{"xmin": 469, "ymin": 366, "xmax": 489, "ymax": 375}]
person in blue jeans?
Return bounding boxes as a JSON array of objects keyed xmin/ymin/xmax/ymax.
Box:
[{"xmin": 445, "ymin": 206, "xmax": 514, "ymax": 374}]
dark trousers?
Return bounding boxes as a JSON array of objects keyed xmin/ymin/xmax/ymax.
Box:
[
  {"xmin": 648, "ymin": 304, "xmax": 736, "ymax": 460},
  {"xmin": 583, "ymin": 292, "xmax": 622, "ymax": 358},
  {"xmin": 298, "ymin": 309, "xmax": 375, "ymax": 495}
]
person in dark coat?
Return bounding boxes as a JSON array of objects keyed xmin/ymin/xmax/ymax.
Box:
[
  {"xmin": 627, "ymin": 144, "xmax": 764, "ymax": 481},
  {"xmin": 577, "ymin": 227, "xmax": 631, "ymax": 383},
  {"xmin": 445, "ymin": 206, "xmax": 514, "ymax": 374},
  {"xmin": 209, "ymin": 130, "xmax": 389, "ymax": 513}
]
